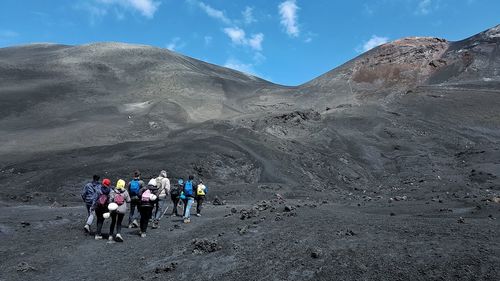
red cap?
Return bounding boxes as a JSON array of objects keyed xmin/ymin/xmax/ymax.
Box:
[{"xmin": 102, "ymin": 178, "xmax": 111, "ymax": 187}]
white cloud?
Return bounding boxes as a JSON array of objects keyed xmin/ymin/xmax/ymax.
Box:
[
  {"xmin": 166, "ymin": 37, "xmax": 186, "ymax": 51},
  {"xmin": 198, "ymin": 2, "xmax": 231, "ymax": 24},
  {"xmin": 279, "ymin": 0, "xmax": 300, "ymax": 37},
  {"xmin": 415, "ymin": 0, "xmax": 432, "ymax": 15},
  {"xmin": 224, "ymin": 27, "xmax": 246, "ymax": 44},
  {"xmin": 242, "ymin": 6, "xmax": 256, "ymax": 24},
  {"xmin": 204, "ymin": 35, "xmax": 213, "ymax": 46},
  {"xmin": 223, "ymin": 27, "xmax": 263, "ymax": 51},
  {"xmin": 81, "ymin": 0, "xmax": 160, "ymax": 20},
  {"xmin": 248, "ymin": 33, "xmax": 264, "ymax": 51},
  {"xmin": 361, "ymin": 35, "xmax": 389, "ymax": 52}
]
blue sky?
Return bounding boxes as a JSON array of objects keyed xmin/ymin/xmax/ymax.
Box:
[{"xmin": 0, "ymin": 0, "xmax": 498, "ymax": 85}]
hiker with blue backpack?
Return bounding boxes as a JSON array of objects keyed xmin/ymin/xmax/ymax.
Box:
[
  {"xmin": 138, "ymin": 178, "xmax": 159, "ymax": 237},
  {"xmin": 127, "ymin": 170, "xmax": 145, "ymax": 228},
  {"xmin": 81, "ymin": 174, "xmax": 101, "ymax": 233},
  {"xmin": 108, "ymin": 179, "xmax": 131, "ymax": 242},
  {"xmin": 92, "ymin": 178, "xmax": 112, "ymax": 240},
  {"xmin": 182, "ymin": 175, "xmax": 196, "ymax": 223}
]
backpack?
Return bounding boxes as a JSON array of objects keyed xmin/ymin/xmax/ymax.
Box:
[
  {"xmin": 156, "ymin": 177, "xmax": 166, "ymax": 197},
  {"xmin": 196, "ymin": 184, "xmax": 206, "ymax": 196},
  {"xmin": 184, "ymin": 181, "xmax": 193, "ymax": 197},
  {"xmin": 114, "ymin": 193, "xmax": 125, "ymax": 205},
  {"xmin": 170, "ymin": 186, "xmax": 180, "ymax": 197},
  {"xmin": 130, "ymin": 179, "xmax": 140, "ymax": 196},
  {"xmin": 141, "ymin": 189, "xmax": 151, "ymax": 202},
  {"xmin": 97, "ymin": 193, "xmax": 108, "ymax": 207}
]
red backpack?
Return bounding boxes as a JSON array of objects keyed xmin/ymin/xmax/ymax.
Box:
[
  {"xmin": 97, "ymin": 194, "xmax": 108, "ymax": 207},
  {"xmin": 114, "ymin": 193, "xmax": 125, "ymax": 205}
]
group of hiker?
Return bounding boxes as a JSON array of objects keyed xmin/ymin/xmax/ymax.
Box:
[{"xmin": 80, "ymin": 170, "xmax": 208, "ymax": 242}]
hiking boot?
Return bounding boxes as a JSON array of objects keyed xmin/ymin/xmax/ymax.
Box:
[
  {"xmin": 84, "ymin": 224, "xmax": 90, "ymax": 233},
  {"xmin": 152, "ymin": 222, "xmax": 159, "ymax": 229},
  {"xmin": 115, "ymin": 233, "xmax": 123, "ymax": 242},
  {"xmin": 108, "ymin": 236, "xmax": 114, "ymax": 241},
  {"xmin": 183, "ymin": 218, "xmax": 190, "ymax": 224},
  {"xmin": 140, "ymin": 233, "xmax": 147, "ymax": 238},
  {"xmin": 196, "ymin": 213, "xmax": 201, "ymax": 217},
  {"xmin": 132, "ymin": 220, "xmax": 139, "ymax": 228},
  {"xmin": 128, "ymin": 223, "xmax": 133, "ymax": 229},
  {"xmin": 94, "ymin": 234, "xmax": 103, "ymax": 240}
]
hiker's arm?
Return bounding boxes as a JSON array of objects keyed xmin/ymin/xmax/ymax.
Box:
[{"xmin": 165, "ymin": 178, "xmax": 171, "ymax": 195}]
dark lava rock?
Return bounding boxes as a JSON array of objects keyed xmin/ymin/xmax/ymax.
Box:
[
  {"xmin": 16, "ymin": 262, "xmax": 36, "ymax": 272},
  {"xmin": 238, "ymin": 225, "xmax": 248, "ymax": 235},
  {"xmin": 212, "ymin": 196, "xmax": 226, "ymax": 205},
  {"xmin": 284, "ymin": 205, "xmax": 294, "ymax": 212},
  {"xmin": 154, "ymin": 262, "xmax": 177, "ymax": 274},
  {"xmin": 240, "ymin": 209, "xmax": 258, "ymax": 220},
  {"xmin": 20, "ymin": 221, "xmax": 30, "ymax": 227},
  {"xmin": 192, "ymin": 238, "xmax": 222, "ymax": 254},
  {"xmin": 310, "ymin": 248, "xmax": 322, "ymax": 259},
  {"xmin": 231, "ymin": 207, "xmax": 237, "ymax": 213},
  {"xmin": 458, "ymin": 217, "xmax": 465, "ymax": 224}
]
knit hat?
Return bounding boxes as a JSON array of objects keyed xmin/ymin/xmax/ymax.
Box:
[
  {"xmin": 102, "ymin": 178, "xmax": 111, "ymax": 187},
  {"xmin": 160, "ymin": 170, "xmax": 167, "ymax": 178},
  {"xmin": 116, "ymin": 179, "xmax": 126, "ymax": 189}
]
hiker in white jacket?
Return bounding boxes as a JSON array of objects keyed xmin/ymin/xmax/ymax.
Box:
[{"xmin": 152, "ymin": 170, "xmax": 170, "ymax": 228}]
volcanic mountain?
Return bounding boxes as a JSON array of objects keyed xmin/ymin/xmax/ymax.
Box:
[{"xmin": 0, "ymin": 25, "xmax": 499, "ymax": 281}]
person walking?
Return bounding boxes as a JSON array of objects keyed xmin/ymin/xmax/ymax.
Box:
[
  {"xmin": 183, "ymin": 175, "xmax": 195, "ymax": 223},
  {"xmin": 127, "ymin": 170, "xmax": 144, "ymax": 228},
  {"xmin": 170, "ymin": 178, "xmax": 183, "ymax": 217},
  {"xmin": 152, "ymin": 170, "xmax": 170, "ymax": 228},
  {"xmin": 92, "ymin": 178, "xmax": 112, "ymax": 240},
  {"xmin": 81, "ymin": 175, "xmax": 101, "ymax": 233},
  {"xmin": 138, "ymin": 179, "xmax": 158, "ymax": 238},
  {"xmin": 195, "ymin": 180, "xmax": 208, "ymax": 217},
  {"xmin": 108, "ymin": 179, "xmax": 131, "ymax": 242}
]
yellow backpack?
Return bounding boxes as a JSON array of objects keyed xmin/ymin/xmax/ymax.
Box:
[{"xmin": 196, "ymin": 184, "xmax": 206, "ymax": 196}]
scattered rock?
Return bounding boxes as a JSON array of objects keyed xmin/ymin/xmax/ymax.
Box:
[
  {"xmin": 154, "ymin": 262, "xmax": 177, "ymax": 274},
  {"xmin": 310, "ymin": 248, "xmax": 322, "ymax": 259},
  {"xmin": 284, "ymin": 205, "xmax": 294, "ymax": 212},
  {"xmin": 240, "ymin": 209, "xmax": 258, "ymax": 220},
  {"xmin": 492, "ymin": 197, "xmax": 500, "ymax": 204},
  {"xmin": 237, "ymin": 225, "xmax": 248, "ymax": 235},
  {"xmin": 390, "ymin": 212, "xmax": 396, "ymax": 216},
  {"xmin": 20, "ymin": 221, "xmax": 30, "ymax": 227},
  {"xmin": 212, "ymin": 196, "xmax": 226, "ymax": 205},
  {"xmin": 16, "ymin": 262, "xmax": 36, "ymax": 272},
  {"xmin": 457, "ymin": 217, "xmax": 465, "ymax": 224},
  {"xmin": 50, "ymin": 201, "xmax": 61, "ymax": 208},
  {"xmin": 192, "ymin": 238, "xmax": 222, "ymax": 254}
]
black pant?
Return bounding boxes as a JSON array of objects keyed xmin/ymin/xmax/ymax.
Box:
[
  {"xmin": 95, "ymin": 208, "xmax": 106, "ymax": 235},
  {"xmin": 109, "ymin": 212, "xmax": 124, "ymax": 236},
  {"xmin": 182, "ymin": 199, "xmax": 188, "ymax": 216},
  {"xmin": 196, "ymin": 196, "xmax": 205, "ymax": 214},
  {"xmin": 139, "ymin": 206, "xmax": 153, "ymax": 233},
  {"xmin": 129, "ymin": 198, "xmax": 140, "ymax": 224},
  {"xmin": 171, "ymin": 195, "xmax": 180, "ymax": 216}
]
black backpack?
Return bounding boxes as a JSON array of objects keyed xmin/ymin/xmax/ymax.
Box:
[{"xmin": 170, "ymin": 185, "xmax": 181, "ymax": 197}]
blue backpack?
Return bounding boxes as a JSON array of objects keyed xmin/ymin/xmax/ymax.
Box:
[
  {"xmin": 129, "ymin": 179, "xmax": 140, "ymax": 196},
  {"xmin": 184, "ymin": 181, "xmax": 193, "ymax": 197}
]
